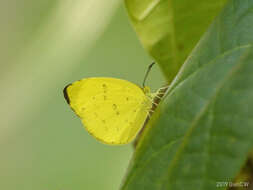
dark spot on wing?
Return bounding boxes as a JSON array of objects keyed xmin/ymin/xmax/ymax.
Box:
[
  {"xmin": 102, "ymin": 84, "xmax": 107, "ymax": 93},
  {"xmin": 112, "ymin": 104, "xmax": 117, "ymax": 110},
  {"xmin": 126, "ymin": 97, "xmax": 129, "ymax": 101},
  {"xmin": 63, "ymin": 83, "xmax": 72, "ymax": 104},
  {"xmin": 116, "ymin": 111, "xmax": 120, "ymax": 115}
]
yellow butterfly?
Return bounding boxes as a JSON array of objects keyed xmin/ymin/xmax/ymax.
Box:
[{"xmin": 63, "ymin": 63, "xmax": 165, "ymax": 145}]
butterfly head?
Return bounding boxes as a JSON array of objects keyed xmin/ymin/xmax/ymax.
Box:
[
  {"xmin": 144, "ymin": 85, "xmax": 162, "ymax": 102},
  {"xmin": 143, "ymin": 86, "xmax": 154, "ymax": 100},
  {"xmin": 143, "ymin": 86, "xmax": 150, "ymax": 94}
]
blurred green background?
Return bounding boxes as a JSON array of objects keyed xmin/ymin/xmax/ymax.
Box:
[{"xmin": 0, "ymin": 1, "xmax": 165, "ymax": 190}]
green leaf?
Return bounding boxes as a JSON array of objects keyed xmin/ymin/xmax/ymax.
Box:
[
  {"xmin": 125, "ymin": 0, "xmax": 227, "ymax": 82},
  {"xmin": 121, "ymin": 0, "xmax": 253, "ymax": 189}
]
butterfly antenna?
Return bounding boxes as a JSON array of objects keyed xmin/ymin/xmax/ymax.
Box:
[{"xmin": 143, "ymin": 62, "xmax": 156, "ymax": 88}]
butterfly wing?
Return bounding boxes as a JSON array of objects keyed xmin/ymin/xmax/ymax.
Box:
[{"xmin": 64, "ymin": 77, "xmax": 152, "ymax": 144}]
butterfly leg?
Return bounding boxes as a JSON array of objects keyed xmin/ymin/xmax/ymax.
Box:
[
  {"xmin": 145, "ymin": 110, "xmax": 151, "ymax": 119},
  {"xmin": 152, "ymin": 102, "xmax": 158, "ymax": 106},
  {"xmin": 158, "ymin": 85, "xmax": 170, "ymax": 90}
]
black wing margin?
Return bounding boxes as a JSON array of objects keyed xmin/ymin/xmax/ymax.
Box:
[{"xmin": 63, "ymin": 84, "xmax": 72, "ymax": 104}]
